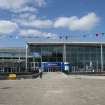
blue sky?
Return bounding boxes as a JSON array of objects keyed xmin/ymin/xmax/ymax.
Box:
[{"xmin": 0, "ymin": 0, "xmax": 104, "ymax": 47}]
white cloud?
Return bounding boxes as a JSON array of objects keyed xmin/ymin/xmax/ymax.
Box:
[
  {"xmin": 18, "ymin": 13, "xmax": 37, "ymax": 20},
  {"xmin": 20, "ymin": 29, "xmax": 57, "ymax": 38},
  {"xmin": 35, "ymin": 0, "xmax": 46, "ymax": 7},
  {"xmin": 54, "ymin": 12, "xmax": 100, "ymax": 31},
  {"xmin": 0, "ymin": 0, "xmax": 46, "ymax": 13},
  {"xmin": 32, "ymin": 20, "xmax": 53, "ymax": 28},
  {"xmin": 13, "ymin": 6, "xmax": 37, "ymax": 13},
  {"xmin": 15, "ymin": 12, "xmax": 100, "ymax": 32},
  {"xmin": 20, "ymin": 29, "xmax": 42, "ymax": 36},
  {"xmin": 15, "ymin": 18, "xmax": 53, "ymax": 29},
  {"xmin": 25, "ymin": 19, "xmax": 53, "ymax": 28},
  {"xmin": 0, "ymin": 20, "xmax": 18, "ymax": 34},
  {"xmin": 0, "ymin": 0, "xmax": 27, "ymax": 11}
]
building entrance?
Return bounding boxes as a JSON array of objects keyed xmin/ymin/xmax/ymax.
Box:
[
  {"xmin": 45, "ymin": 67, "xmax": 60, "ymax": 72},
  {"xmin": 29, "ymin": 62, "xmax": 64, "ymax": 72},
  {"xmin": 42, "ymin": 62, "xmax": 64, "ymax": 72}
]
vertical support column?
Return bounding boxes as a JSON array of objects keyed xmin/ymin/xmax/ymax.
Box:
[
  {"xmin": 26, "ymin": 44, "xmax": 28, "ymax": 72},
  {"xmin": 63, "ymin": 43, "xmax": 66, "ymax": 62},
  {"xmin": 33, "ymin": 62, "xmax": 35, "ymax": 70},
  {"xmin": 96, "ymin": 43, "xmax": 98, "ymax": 72},
  {"xmin": 101, "ymin": 43, "xmax": 103, "ymax": 72},
  {"xmin": 19, "ymin": 56, "xmax": 20, "ymax": 72},
  {"xmin": 97, "ymin": 60, "xmax": 98, "ymax": 72},
  {"xmin": 40, "ymin": 47, "xmax": 42, "ymax": 69}
]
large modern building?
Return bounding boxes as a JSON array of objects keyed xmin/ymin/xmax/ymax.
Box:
[
  {"xmin": 0, "ymin": 39, "xmax": 105, "ymax": 73},
  {"xmin": 26, "ymin": 39, "xmax": 105, "ymax": 73}
]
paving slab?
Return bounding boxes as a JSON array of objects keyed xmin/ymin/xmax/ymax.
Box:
[{"xmin": 0, "ymin": 72, "xmax": 105, "ymax": 105}]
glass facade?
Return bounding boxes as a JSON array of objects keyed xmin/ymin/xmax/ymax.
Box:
[
  {"xmin": 0, "ymin": 43, "xmax": 105, "ymax": 73},
  {"xmin": 0, "ymin": 48, "xmax": 26, "ymax": 73},
  {"xmin": 28, "ymin": 44, "xmax": 105, "ymax": 72},
  {"xmin": 29, "ymin": 45, "xmax": 63, "ymax": 62},
  {"xmin": 28, "ymin": 45, "xmax": 63, "ymax": 72},
  {"xmin": 66, "ymin": 45, "xmax": 102, "ymax": 72}
]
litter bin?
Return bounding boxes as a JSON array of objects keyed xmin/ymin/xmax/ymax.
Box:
[{"xmin": 8, "ymin": 74, "xmax": 16, "ymax": 80}]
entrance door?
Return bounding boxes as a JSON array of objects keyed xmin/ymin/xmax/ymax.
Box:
[
  {"xmin": 42, "ymin": 62, "xmax": 64, "ymax": 72},
  {"xmin": 48, "ymin": 67, "xmax": 53, "ymax": 72},
  {"xmin": 47, "ymin": 67, "xmax": 60, "ymax": 72}
]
